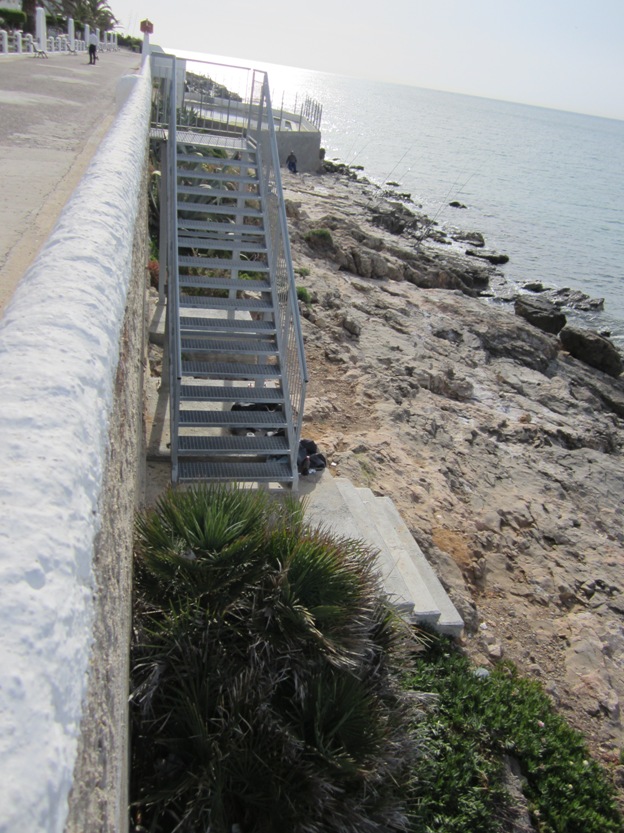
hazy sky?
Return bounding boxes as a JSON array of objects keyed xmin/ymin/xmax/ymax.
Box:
[{"xmin": 112, "ymin": 0, "xmax": 624, "ymax": 120}]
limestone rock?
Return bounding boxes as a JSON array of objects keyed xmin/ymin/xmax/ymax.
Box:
[
  {"xmin": 514, "ymin": 295, "xmax": 567, "ymax": 335},
  {"xmin": 559, "ymin": 325, "xmax": 623, "ymax": 377},
  {"xmin": 453, "ymin": 230, "xmax": 485, "ymax": 247},
  {"xmin": 466, "ymin": 248, "xmax": 510, "ymax": 265},
  {"xmin": 281, "ymin": 169, "xmax": 624, "ymax": 783},
  {"xmin": 546, "ymin": 287, "xmax": 605, "ymax": 312},
  {"xmin": 342, "ymin": 315, "xmax": 362, "ymax": 337}
]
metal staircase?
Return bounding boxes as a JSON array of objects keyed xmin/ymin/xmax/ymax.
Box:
[{"xmin": 151, "ymin": 55, "xmax": 307, "ymax": 487}]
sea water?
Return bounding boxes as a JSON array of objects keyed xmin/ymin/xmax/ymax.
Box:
[{"xmin": 172, "ymin": 50, "xmax": 624, "ymax": 346}]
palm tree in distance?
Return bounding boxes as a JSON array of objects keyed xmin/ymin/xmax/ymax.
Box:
[{"xmin": 22, "ymin": 0, "xmax": 117, "ymax": 34}]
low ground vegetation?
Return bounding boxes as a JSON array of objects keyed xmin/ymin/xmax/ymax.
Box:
[{"xmin": 405, "ymin": 638, "xmax": 622, "ymax": 833}]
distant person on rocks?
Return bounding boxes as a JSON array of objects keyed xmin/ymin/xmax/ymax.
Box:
[
  {"xmin": 286, "ymin": 150, "xmax": 297, "ymax": 173},
  {"xmin": 89, "ymin": 32, "xmax": 98, "ymax": 64}
]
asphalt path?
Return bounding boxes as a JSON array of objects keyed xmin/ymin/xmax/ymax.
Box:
[{"xmin": 0, "ymin": 48, "xmax": 141, "ymax": 316}]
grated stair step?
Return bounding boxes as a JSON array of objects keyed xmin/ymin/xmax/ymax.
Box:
[
  {"xmin": 180, "ymin": 316, "xmax": 276, "ymax": 336},
  {"xmin": 178, "ymin": 202, "xmax": 264, "ymax": 218},
  {"xmin": 180, "ymin": 338, "xmax": 277, "ymax": 355},
  {"xmin": 178, "ymin": 184, "xmax": 262, "ymax": 202},
  {"xmin": 178, "ymin": 276, "xmax": 270, "ymax": 293},
  {"xmin": 179, "ymin": 295, "xmax": 273, "ymax": 312},
  {"xmin": 176, "ymin": 151, "xmax": 257, "ymax": 168},
  {"xmin": 177, "ymin": 169, "xmax": 259, "ymax": 186},
  {"xmin": 178, "ymin": 255, "xmax": 269, "ymax": 272},
  {"xmin": 178, "ymin": 236, "xmax": 267, "ymax": 255},
  {"xmin": 180, "ymin": 384, "xmax": 284, "ymax": 403},
  {"xmin": 177, "ymin": 219, "xmax": 265, "ymax": 236},
  {"xmin": 178, "ymin": 435, "xmax": 289, "ymax": 455},
  {"xmin": 175, "ymin": 132, "xmax": 250, "ymax": 151},
  {"xmin": 178, "ymin": 460, "xmax": 293, "ymax": 483},
  {"xmin": 182, "ymin": 360, "xmax": 281, "ymax": 380},
  {"xmin": 179, "ymin": 409, "xmax": 286, "ymax": 429}
]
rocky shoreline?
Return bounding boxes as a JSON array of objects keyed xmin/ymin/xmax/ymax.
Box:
[{"xmin": 281, "ymin": 164, "xmax": 624, "ymax": 797}]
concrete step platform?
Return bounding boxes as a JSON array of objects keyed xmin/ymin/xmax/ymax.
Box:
[{"xmin": 300, "ymin": 475, "xmax": 463, "ymax": 636}]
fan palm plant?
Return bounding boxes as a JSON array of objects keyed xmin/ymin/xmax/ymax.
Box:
[{"xmin": 131, "ymin": 485, "xmax": 419, "ymax": 833}]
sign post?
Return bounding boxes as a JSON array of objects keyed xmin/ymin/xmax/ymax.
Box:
[{"xmin": 140, "ymin": 19, "xmax": 153, "ymax": 56}]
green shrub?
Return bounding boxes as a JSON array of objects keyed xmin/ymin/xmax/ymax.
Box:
[
  {"xmin": 296, "ymin": 285, "xmax": 311, "ymax": 304},
  {"xmin": 295, "ymin": 266, "xmax": 310, "ymax": 277},
  {"xmin": 131, "ymin": 485, "xmax": 420, "ymax": 833},
  {"xmin": 0, "ymin": 8, "xmax": 27, "ymax": 27},
  {"xmin": 304, "ymin": 227, "xmax": 334, "ymax": 251},
  {"xmin": 45, "ymin": 13, "xmax": 64, "ymax": 26},
  {"xmin": 117, "ymin": 33, "xmax": 142, "ymax": 50},
  {"xmin": 404, "ymin": 638, "xmax": 622, "ymax": 833}
]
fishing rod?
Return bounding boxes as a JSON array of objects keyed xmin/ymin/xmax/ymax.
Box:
[
  {"xmin": 369, "ymin": 143, "xmax": 418, "ymax": 206},
  {"xmin": 414, "ymin": 168, "xmax": 477, "ymax": 248},
  {"xmin": 346, "ymin": 138, "xmax": 373, "ymax": 167},
  {"xmin": 383, "ymin": 143, "xmax": 416, "ymax": 187}
]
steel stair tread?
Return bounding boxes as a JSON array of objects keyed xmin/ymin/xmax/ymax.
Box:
[
  {"xmin": 178, "ymin": 255, "xmax": 269, "ymax": 271},
  {"xmin": 178, "ymin": 184, "xmax": 262, "ymax": 202},
  {"xmin": 179, "ymin": 278, "xmax": 270, "ymax": 293},
  {"xmin": 178, "ymin": 460, "xmax": 293, "ymax": 483},
  {"xmin": 180, "ymin": 338, "xmax": 278, "ymax": 354},
  {"xmin": 178, "ymin": 203, "xmax": 264, "ymax": 218},
  {"xmin": 177, "ymin": 219, "xmax": 265, "ymax": 235},
  {"xmin": 175, "ymin": 132, "xmax": 251, "ymax": 150},
  {"xmin": 180, "ymin": 384, "xmax": 284, "ymax": 402},
  {"xmin": 179, "ymin": 409, "xmax": 286, "ymax": 427},
  {"xmin": 177, "ymin": 169, "xmax": 259, "ymax": 185},
  {"xmin": 182, "ymin": 360, "xmax": 280, "ymax": 378},
  {"xmin": 176, "ymin": 151, "xmax": 257, "ymax": 167},
  {"xmin": 178, "ymin": 236, "xmax": 267, "ymax": 254},
  {"xmin": 179, "ymin": 296, "xmax": 273, "ymax": 312},
  {"xmin": 178, "ymin": 435, "xmax": 289, "ymax": 453},
  {"xmin": 180, "ymin": 316, "xmax": 276, "ymax": 334}
]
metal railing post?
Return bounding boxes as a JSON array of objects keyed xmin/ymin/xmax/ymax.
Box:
[
  {"xmin": 162, "ymin": 55, "xmax": 181, "ymax": 483},
  {"xmin": 256, "ymin": 76, "xmax": 308, "ymax": 483},
  {"xmin": 158, "ymin": 142, "xmax": 168, "ymax": 303}
]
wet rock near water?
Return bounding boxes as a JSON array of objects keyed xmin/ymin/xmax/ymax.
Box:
[
  {"xmin": 523, "ymin": 282, "xmax": 605, "ymax": 312},
  {"xmin": 560, "ymin": 325, "xmax": 623, "ymax": 378},
  {"xmin": 452, "ymin": 230, "xmax": 485, "ymax": 247},
  {"xmin": 514, "ymin": 295, "xmax": 567, "ymax": 335},
  {"xmin": 466, "ymin": 248, "xmax": 510, "ymax": 265}
]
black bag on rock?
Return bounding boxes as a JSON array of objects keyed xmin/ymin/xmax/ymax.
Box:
[{"xmin": 297, "ymin": 439, "xmax": 327, "ymax": 475}]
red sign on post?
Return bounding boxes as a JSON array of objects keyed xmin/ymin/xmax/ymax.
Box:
[{"xmin": 140, "ymin": 19, "xmax": 154, "ymax": 34}]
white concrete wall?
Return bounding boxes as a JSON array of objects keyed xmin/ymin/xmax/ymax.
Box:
[
  {"xmin": 0, "ymin": 61, "xmax": 151, "ymax": 833},
  {"xmin": 257, "ymin": 128, "xmax": 322, "ymax": 175},
  {"xmin": 275, "ymin": 129, "xmax": 323, "ymax": 173}
]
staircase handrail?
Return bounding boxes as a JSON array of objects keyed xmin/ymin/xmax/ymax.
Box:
[
  {"xmin": 255, "ymin": 76, "xmax": 308, "ymax": 475},
  {"xmin": 161, "ymin": 54, "xmax": 182, "ymax": 481}
]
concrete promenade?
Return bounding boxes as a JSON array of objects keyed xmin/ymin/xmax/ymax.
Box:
[{"xmin": 0, "ymin": 48, "xmax": 141, "ymax": 315}]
